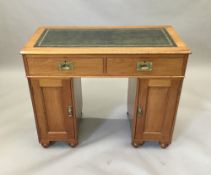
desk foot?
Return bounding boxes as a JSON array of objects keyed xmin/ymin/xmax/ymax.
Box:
[
  {"xmin": 132, "ymin": 141, "xmax": 144, "ymax": 148},
  {"xmin": 41, "ymin": 141, "xmax": 51, "ymax": 148},
  {"xmin": 159, "ymin": 142, "xmax": 169, "ymax": 149},
  {"xmin": 68, "ymin": 141, "xmax": 78, "ymax": 148}
]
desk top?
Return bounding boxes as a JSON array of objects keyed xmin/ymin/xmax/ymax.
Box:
[
  {"xmin": 21, "ymin": 26, "xmax": 190, "ymax": 54},
  {"xmin": 35, "ymin": 28, "xmax": 176, "ymax": 47}
]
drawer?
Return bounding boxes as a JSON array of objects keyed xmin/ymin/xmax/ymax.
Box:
[
  {"xmin": 107, "ymin": 56, "xmax": 185, "ymax": 76},
  {"xmin": 26, "ymin": 56, "xmax": 104, "ymax": 76}
]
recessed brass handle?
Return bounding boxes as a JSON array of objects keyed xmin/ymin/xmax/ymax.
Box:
[
  {"xmin": 136, "ymin": 61, "xmax": 152, "ymax": 72},
  {"xmin": 58, "ymin": 60, "xmax": 74, "ymax": 71}
]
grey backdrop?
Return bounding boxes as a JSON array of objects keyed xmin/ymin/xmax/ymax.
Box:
[{"xmin": 0, "ymin": 1, "xmax": 211, "ymax": 175}]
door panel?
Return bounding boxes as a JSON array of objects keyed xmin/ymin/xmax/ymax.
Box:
[
  {"xmin": 31, "ymin": 79, "xmax": 75, "ymax": 141},
  {"xmin": 144, "ymin": 86, "xmax": 169, "ymax": 132},
  {"xmin": 42, "ymin": 87, "xmax": 65, "ymax": 132},
  {"xmin": 135, "ymin": 78, "xmax": 182, "ymax": 142}
]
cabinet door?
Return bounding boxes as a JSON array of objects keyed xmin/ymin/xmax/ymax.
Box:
[
  {"xmin": 135, "ymin": 78, "xmax": 182, "ymax": 144},
  {"xmin": 30, "ymin": 79, "xmax": 75, "ymax": 145}
]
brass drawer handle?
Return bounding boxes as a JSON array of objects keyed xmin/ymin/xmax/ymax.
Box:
[
  {"xmin": 136, "ymin": 61, "xmax": 152, "ymax": 72},
  {"xmin": 58, "ymin": 60, "xmax": 74, "ymax": 71}
]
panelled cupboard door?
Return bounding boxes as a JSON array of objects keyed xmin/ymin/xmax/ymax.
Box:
[
  {"xmin": 30, "ymin": 79, "xmax": 76, "ymax": 147},
  {"xmin": 134, "ymin": 78, "xmax": 182, "ymax": 147}
]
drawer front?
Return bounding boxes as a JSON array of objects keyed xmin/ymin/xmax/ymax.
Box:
[
  {"xmin": 27, "ymin": 56, "xmax": 103, "ymax": 76},
  {"xmin": 107, "ymin": 56, "xmax": 185, "ymax": 76}
]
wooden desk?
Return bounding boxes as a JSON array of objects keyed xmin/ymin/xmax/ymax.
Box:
[{"xmin": 21, "ymin": 26, "xmax": 190, "ymax": 148}]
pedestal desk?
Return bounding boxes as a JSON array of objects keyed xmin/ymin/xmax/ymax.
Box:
[{"xmin": 21, "ymin": 26, "xmax": 190, "ymax": 148}]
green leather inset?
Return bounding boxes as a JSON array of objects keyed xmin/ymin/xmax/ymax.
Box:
[{"xmin": 35, "ymin": 28, "xmax": 176, "ymax": 47}]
